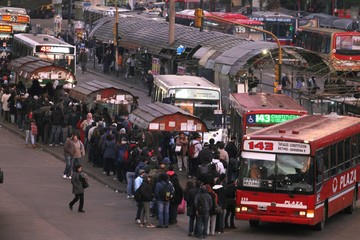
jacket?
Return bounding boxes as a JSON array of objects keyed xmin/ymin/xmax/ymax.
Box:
[
  {"xmin": 102, "ymin": 139, "xmax": 116, "ymax": 159},
  {"xmin": 64, "ymin": 137, "xmax": 76, "ymax": 157},
  {"xmin": 140, "ymin": 181, "xmax": 153, "ymax": 202},
  {"xmin": 194, "ymin": 190, "xmax": 213, "ymax": 213},
  {"xmin": 71, "ymin": 171, "xmax": 84, "ymax": 194}
]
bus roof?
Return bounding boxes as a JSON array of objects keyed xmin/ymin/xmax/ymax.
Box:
[
  {"xmin": 251, "ymin": 11, "xmax": 293, "ymax": 18},
  {"xmin": 13, "ymin": 34, "xmax": 74, "ymax": 47},
  {"xmin": 0, "ymin": 7, "xmax": 27, "ymax": 14},
  {"xmin": 298, "ymin": 26, "xmax": 347, "ymax": 34},
  {"xmin": 154, "ymin": 75, "xmax": 220, "ymax": 90},
  {"xmin": 84, "ymin": 5, "xmax": 130, "ymax": 14},
  {"xmin": 245, "ymin": 114, "xmax": 360, "ymax": 144},
  {"xmin": 230, "ymin": 92, "xmax": 307, "ymax": 115}
]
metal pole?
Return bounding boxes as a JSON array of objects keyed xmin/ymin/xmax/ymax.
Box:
[
  {"xmin": 260, "ymin": 67, "xmax": 263, "ymax": 92},
  {"xmin": 200, "ymin": 0, "xmax": 203, "ymax": 32},
  {"xmin": 168, "ymin": 0, "xmax": 175, "ymax": 46},
  {"xmin": 207, "ymin": 15, "xmax": 283, "ymax": 93},
  {"xmin": 110, "ymin": 0, "xmax": 119, "ymax": 76},
  {"xmin": 68, "ymin": 0, "xmax": 72, "ymax": 25}
]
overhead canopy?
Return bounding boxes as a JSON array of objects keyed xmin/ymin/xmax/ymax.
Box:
[
  {"xmin": 128, "ymin": 102, "xmax": 208, "ymax": 132},
  {"xmin": 69, "ymin": 80, "xmax": 138, "ymax": 106},
  {"xmin": 8, "ymin": 56, "xmax": 75, "ymax": 85}
]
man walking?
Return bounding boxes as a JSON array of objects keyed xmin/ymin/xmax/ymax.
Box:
[{"xmin": 78, "ymin": 48, "xmax": 88, "ymax": 74}]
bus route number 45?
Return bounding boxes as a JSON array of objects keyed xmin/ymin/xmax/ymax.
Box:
[{"xmin": 247, "ymin": 141, "xmax": 274, "ymax": 151}]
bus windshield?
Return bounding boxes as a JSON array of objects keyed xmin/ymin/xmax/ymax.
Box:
[
  {"xmin": 35, "ymin": 53, "xmax": 75, "ymax": 73},
  {"xmin": 239, "ymin": 152, "xmax": 314, "ymax": 194},
  {"xmin": 175, "ymin": 99, "xmax": 219, "ymax": 130}
]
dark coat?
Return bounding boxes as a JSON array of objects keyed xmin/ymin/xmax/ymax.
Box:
[
  {"xmin": 71, "ymin": 171, "xmax": 84, "ymax": 194},
  {"xmin": 140, "ymin": 181, "xmax": 153, "ymax": 202}
]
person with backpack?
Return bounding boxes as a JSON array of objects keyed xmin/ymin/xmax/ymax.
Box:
[
  {"xmin": 134, "ymin": 169, "xmax": 146, "ymax": 224},
  {"xmin": 136, "ymin": 174, "xmax": 156, "ymax": 228},
  {"xmin": 212, "ymin": 151, "xmax": 226, "ymax": 177},
  {"xmin": 154, "ymin": 173, "xmax": 174, "ymax": 228},
  {"xmin": 169, "ymin": 176, "xmax": 183, "ymax": 225},
  {"xmin": 102, "ymin": 133, "xmax": 116, "ymax": 177},
  {"xmin": 188, "ymin": 134, "xmax": 202, "ymax": 178},
  {"xmin": 194, "ymin": 185, "xmax": 213, "ymax": 238},
  {"xmin": 114, "ymin": 137, "xmax": 129, "ymax": 182}
]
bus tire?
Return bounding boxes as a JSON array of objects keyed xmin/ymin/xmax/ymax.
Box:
[
  {"xmin": 249, "ymin": 220, "xmax": 260, "ymax": 227},
  {"xmin": 345, "ymin": 190, "xmax": 357, "ymax": 214},
  {"xmin": 315, "ymin": 204, "xmax": 327, "ymax": 231}
]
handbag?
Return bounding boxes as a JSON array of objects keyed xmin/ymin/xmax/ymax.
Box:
[
  {"xmin": 81, "ymin": 175, "xmax": 89, "ymax": 189},
  {"xmin": 175, "ymin": 145, "xmax": 182, "ymax": 156},
  {"xmin": 214, "ymin": 204, "xmax": 223, "ymax": 214},
  {"xmin": 177, "ymin": 198, "xmax": 186, "ymax": 214}
]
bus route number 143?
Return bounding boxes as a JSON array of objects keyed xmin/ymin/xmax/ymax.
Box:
[{"xmin": 247, "ymin": 141, "xmax": 274, "ymax": 151}]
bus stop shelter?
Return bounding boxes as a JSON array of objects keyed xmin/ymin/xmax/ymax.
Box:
[
  {"xmin": 68, "ymin": 80, "xmax": 138, "ymax": 117},
  {"xmin": 128, "ymin": 102, "xmax": 208, "ymax": 132},
  {"xmin": 7, "ymin": 56, "xmax": 76, "ymax": 88}
]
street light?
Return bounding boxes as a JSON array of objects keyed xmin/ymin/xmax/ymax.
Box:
[
  {"xmin": 109, "ymin": 0, "xmax": 119, "ymax": 76},
  {"xmin": 262, "ymin": 49, "xmax": 275, "ymax": 64}
]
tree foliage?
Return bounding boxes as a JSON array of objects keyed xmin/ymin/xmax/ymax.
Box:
[{"xmin": 265, "ymin": 0, "xmax": 281, "ymax": 11}]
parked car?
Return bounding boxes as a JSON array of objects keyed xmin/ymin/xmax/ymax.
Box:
[{"xmin": 29, "ymin": 4, "xmax": 55, "ymax": 19}]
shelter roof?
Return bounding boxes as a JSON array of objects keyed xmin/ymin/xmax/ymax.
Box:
[{"xmin": 128, "ymin": 102, "xmax": 208, "ymax": 132}]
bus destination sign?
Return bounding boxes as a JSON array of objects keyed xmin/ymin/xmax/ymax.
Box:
[
  {"xmin": 35, "ymin": 45, "xmax": 75, "ymax": 54},
  {"xmin": 246, "ymin": 114, "xmax": 299, "ymax": 125},
  {"xmin": 244, "ymin": 140, "xmax": 310, "ymax": 155}
]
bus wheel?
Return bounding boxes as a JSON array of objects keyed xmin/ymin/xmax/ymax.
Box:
[
  {"xmin": 345, "ymin": 190, "xmax": 357, "ymax": 214},
  {"xmin": 315, "ymin": 204, "xmax": 327, "ymax": 231},
  {"xmin": 249, "ymin": 220, "xmax": 260, "ymax": 227}
]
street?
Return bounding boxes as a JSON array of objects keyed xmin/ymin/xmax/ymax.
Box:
[
  {"xmin": 1, "ymin": 123, "xmax": 360, "ymax": 239},
  {"xmin": 0, "ymin": 15, "xmax": 359, "ymax": 240}
]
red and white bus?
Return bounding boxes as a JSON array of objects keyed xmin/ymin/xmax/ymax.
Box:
[
  {"xmin": 175, "ymin": 10, "xmax": 265, "ymax": 41},
  {"xmin": 236, "ymin": 113, "xmax": 360, "ymax": 230},
  {"xmin": 295, "ymin": 26, "xmax": 360, "ymax": 73},
  {"xmin": 229, "ymin": 92, "xmax": 308, "ymax": 140}
]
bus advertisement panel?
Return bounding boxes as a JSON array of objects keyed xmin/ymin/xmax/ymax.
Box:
[
  {"xmin": 0, "ymin": 23, "xmax": 13, "ymax": 53},
  {"xmin": 229, "ymin": 92, "xmax": 307, "ymax": 140},
  {"xmin": 236, "ymin": 114, "xmax": 360, "ymax": 230}
]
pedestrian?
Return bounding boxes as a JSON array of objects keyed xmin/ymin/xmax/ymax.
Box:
[
  {"xmin": 175, "ymin": 132, "xmax": 188, "ymax": 172},
  {"xmin": 281, "ymin": 73, "xmax": 290, "ymax": 95},
  {"xmin": 30, "ymin": 119, "xmax": 38, "ymax": 148},
  {"xmin": 224, "ymin": 181, "xmax": 237, "ymax": 229},
  {"xmin": 102, "ymin": 50, "xmax": 111, "ymax": 74},
  {"xmin": 69, "ymin": 165, "xmax": 86, "ymax": 213},
  {"xmin": 188, "ymin": 134, "xmax": 202, "ymax": 178},
  {"xmin": 72, "ymin": 133, "xmax": 86, "ymax": 172},
  {"xmin": 146, "ymin": 70, "xmax": 154, "ymax": 96},
  {"xmin": 126, "ymin": 55, "xmax": 135, "ymax": 78},
  {"xmin": 102, "ymin": 133, "xmax": 116, "ymax": 177},
  {"xmin": 184, "ymin": 180, "xmax": 199, "ymax": 237},
  {"xmin": 169, "ymin": 176, "xmax": 183, "ymax": 225},
  {"xmin": 139, "ymin": 174, "xmax": 156, "ymax": 228},
  {"xmin": 194, "ymin": 185, "xmax": 213, "ymax": 238},
  {"xmin": 1, "ymin": 87, "xmax": 10, "ymax": 123},
  {"xmin": 63, "ymin": 132, "xmax": 76, "ymax": 179},
  {"xmin": 154, "ymin": 173, "xmax": 174, "ymax": 228},
  {"xmin": 78, "ymin": 48, "xmax": 88, "ymax": 74},
  {"xmin": 24, "ymin": 109, "xmax": 34, "ymax": 148},
  {"xmin": 134, "ymin": 169, "xmax": 146, "ymax": 224}
]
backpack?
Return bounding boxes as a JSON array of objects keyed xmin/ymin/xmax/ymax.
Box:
[
  {"xmin": 189, "ymin": 141, "xmax": 200, "ymax": 158},
  {"xmin": 134, "ymin": 184, "xmax": 143, "ymax": 202},
  {"xmin": 196, "ymin": 194, "xmax": 206, "ymax": 214},
  {"xmin": 116, "ymin": 144, "xmax": 129, "ymax": 164},
  {"xmin": 160, "ymin": 181, "xmax": 174, "ymax": 202}
]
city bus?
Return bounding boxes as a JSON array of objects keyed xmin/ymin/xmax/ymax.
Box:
[
  {"xmin": 83, "ymin": 5, "xmax": 130, "ymax": 27},
  {"xmin": 295, "ymin": 26, "xmax": 360, "ymax": 73},
  {"xmin": 249, "ymin": 12, "xmax": 296, "ymax": 45},
  {"xmin": 175, "ymin": 10, "xmax": 265, "ymax": 41},
  {"xmin": 12, "ymin": 33, "xmax": 76, "ymax": 75},
  {"xmin": 152, "ymin": 74, "xmax": 226, "ymax": 143},
  {"xmin": 236, "ymin": 113, "xmax": 360, "ymax": 230},
  {"xmin": 0, "ymin": 11, "xmax": 31, "ymax": 33},
  {"xmin": 0, "ymin": 23, "xmax": 13, "ymax": 54},
  {"xmin": 229, "ymin": 92, "xmax": 308, "ymax": 141}
]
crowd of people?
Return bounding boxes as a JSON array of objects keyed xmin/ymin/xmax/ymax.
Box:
[{"xmin": 2, "ymin": 75, "xmax": 241, "ymax": 237}]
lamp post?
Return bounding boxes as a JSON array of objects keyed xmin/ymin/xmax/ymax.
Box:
[
  {"xmin": 204, "ymin": 15, "xmax": 283, "ymax": 93},
  {"xmin": 109, "ymin": 0, "xmax": 119, "ymax": 77}
]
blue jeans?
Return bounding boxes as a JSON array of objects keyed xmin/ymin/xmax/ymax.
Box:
[
  {"xmin": 73, "ymin": 158, "xmax": 82, "ymax": 172},
  {"xmin": 157, "ymin": 200, "xmax": 170, "ymax": 226},
  {"xmin": 63, "ymin": 155, "xmax": 74, "ymax": 177},
  {"xmin": 50, "ymin": 125, "xmax": 62, "ymax": 144},
  {"xmin": 196, "ymin": 212, "xmax": 210, "ymax": 238},
  {"xmin": 126, "ymin": 171, "xmax": 135, "ymax": 196}
]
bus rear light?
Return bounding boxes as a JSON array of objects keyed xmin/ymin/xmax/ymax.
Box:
[{"xmin": 306, "ymin": 210, "xmax": 314, "ymax": 218}]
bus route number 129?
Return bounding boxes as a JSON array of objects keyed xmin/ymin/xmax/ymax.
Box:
[{"xmin": 247, "ymin": 141, "xmax": 274, "ymax": 151}]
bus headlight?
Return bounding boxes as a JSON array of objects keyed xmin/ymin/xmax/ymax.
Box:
[
  {"xmin": 306, "ymin": 210, "xmax": 314, "ymax": 218},
  {"xmin": 235, "ymin": 207, "xmax": 241, "ymax": 213},
  {"xmin": 241, "ymin": 206, "xmax": 248, "ymax": 212}
]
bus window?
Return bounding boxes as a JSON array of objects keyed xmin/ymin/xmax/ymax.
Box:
[
  {"xmin": 330, "ymin": 144, "xmax": 337, "ymax": 176},
  {"xmin": 337, "ymin": 141, "xmax": 345, "ymax": 172},
  {"xmin": 345, "ymin": 137, "xmax": 351, "ymax": 168}
]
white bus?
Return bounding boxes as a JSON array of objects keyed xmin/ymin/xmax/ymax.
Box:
[
  {"xmin": 12, "ymin": 33, "xmax": 76, "ymax": 75},
  {"xmin": 152, "ymin": 74, "xmax": 226, "ymax": 143}
]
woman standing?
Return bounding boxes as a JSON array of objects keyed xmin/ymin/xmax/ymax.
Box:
[
  {"xmin": 102, "ymin": 133, "xmax": 116, "ymax": 176},
  {"xmin": 72, "ymin": 134, "xmax": 85, "ymax": 172},
  {"xmin": 63, "ymin": 133, "xmax": 76, "ymax": 179},
  {"xmin": 24, "ymin": 110, "xmax": 35, "ymax": 148},
  {"xmin": 69, "ymin": 165, "xmax": 86, "ymax": 212},
  {"xmin": 169, "ymin": 176, "xmax": 184, "ymax": 225}
]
